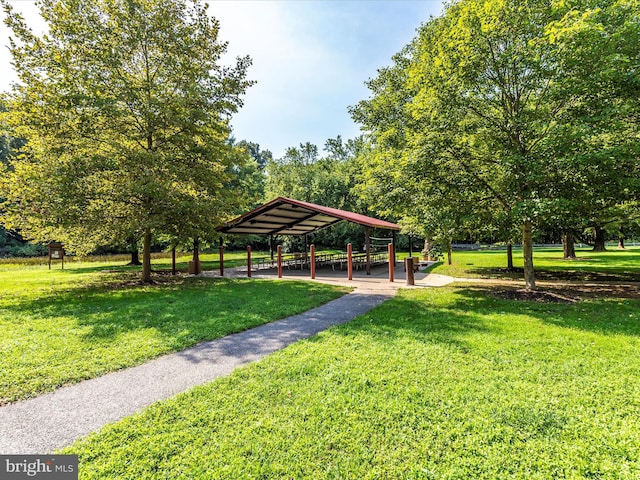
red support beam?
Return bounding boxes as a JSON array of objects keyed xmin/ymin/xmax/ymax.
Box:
[
  {"xmin": 277, "ymin": 245, "xmax": 283, "ymax": 278},
  {"xmin": 347, "ymin": 243, "xmax": 353, "ymax": 281},
  {"xmin": 219, "ymin": 245, "xmax": 224, "ymax": 277},
  {"xmin": 310, "ymin": 244, "xmax": 316, "ymax": 279}
]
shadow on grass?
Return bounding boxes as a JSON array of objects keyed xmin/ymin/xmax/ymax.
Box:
[
  {"xmin": 326, "ymin": 294, "xmax": 496, "ymax": 354},
  {"xmin": 3, "ymin": 277, "xmax": 345, "ymax": 350},
  {"xmin": 469, "ymin": 266, "xmax": 640, "ymax": 282},
  {"xmin": 331, "ymin": 286, "xmax": 640, "ymax": 343},
  {"xmin": 450, "ymin": 286, "xmax": 640, "ymax": 336},
  {"xmin": 63, "ymin": 259, "xmax": 251, "ymax": 276}
]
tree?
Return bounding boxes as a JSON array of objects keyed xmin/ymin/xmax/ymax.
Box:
[
  {"xmin": 352, "ymin": 0, "xmax": 639, "ymax": 290},
  {"xmin": 1, "ymin": 0, "xmax": 254, "ymax": 281},
  {"xmin": 236, "ymin": 140, "xmax": 272, "ymax": 171},
  {"xmin": 234, "ymin": 140, "xmax": 270, "ymax": 204},
  {"xmin": 264, "ymin": 137, "xmax": 369, "ymax": 249}
]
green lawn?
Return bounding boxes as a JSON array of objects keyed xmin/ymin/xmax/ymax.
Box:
[
  {"xmin": 430, "ymin": 246, "xmax": 640, "ymax": 282},
  {"xmin": 0, "ymin": 262, "xmax": 349, "ymax": 404},
  {"xmin": 1, "ymin": 249, "xmax": 333, "ymax": 272},
  {"xmin": 66, "ymin": 286, "xmax": 640, "ymax": 479},
  {"xmin": 0, "ymin": 249, "xmax": 271, "ymax": 270}
]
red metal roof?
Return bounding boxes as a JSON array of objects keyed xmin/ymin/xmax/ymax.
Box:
[{"xmin": 216, "ymin": 197, "xmax": 400, "ymax": 236}]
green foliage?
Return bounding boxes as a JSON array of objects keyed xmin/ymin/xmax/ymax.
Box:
[
  {"xmin": 236, "ymin": 140, "xmax": 272, "ymax": 171},
  {"xmin": 229, "ymin": 139, "xmax": 270, "ymax": 209},
  {"xmin": 66, "ymin": 286, "xmax": 640, "ymax": 478},
  {"xmin": 352, "ymin": 0, "xmax": 640, "ymax": 288},
  {"xmin": 265, "ymin": 137, "xmax": 371, "ymax": 249},
  {"xmin": 0, "ymin": 260, "xmax": 348, "ymax": 404},
  {"xmin": 0, "ymin": 0, "xmax": 256, "ymax": 281}
]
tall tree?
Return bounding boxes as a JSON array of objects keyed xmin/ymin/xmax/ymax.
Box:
[
  {"xmin": 1, "ymin": 0, "xmax": 254, "ymax": 282},
  {"xmin": 352, "ymin": 0, "xmax": 639, "ymax": 290}
]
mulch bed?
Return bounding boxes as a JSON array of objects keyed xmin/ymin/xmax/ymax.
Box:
[
  {"xmin": 478, "ymin": 283, "xmax": 640, "ymax": 302},
  {"xmin": 489, "ymin": 288, "xmax": 578, "ymax": 303},
  {"xmin": 485, "ymin": 267, "xmax": 640, "ymax": 283}
]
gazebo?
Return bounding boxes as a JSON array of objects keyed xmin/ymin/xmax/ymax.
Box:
[{"xmin": 216, "ymin": 197, "xmax": 400, "ymax": 275}]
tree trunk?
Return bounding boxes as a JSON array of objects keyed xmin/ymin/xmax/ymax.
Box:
[
  {"xmin": 193, "ymin": 238, "xmax": 200, "ymax": 275},
  {"xmin": 562, "ymin": 231, "xmax": 576, "ymax": 259},
  {"xmin": 618, "ymin": 228, "xmax": 625, "ymax": 249},
  {"xmin": 447, "ymin": 239, "xmax": 452, "ymax": 265},
  {"xmin": 142, "ymin": 228, "xmax": 152, "ymax": 283},
  {"xmin": 127, "ymin": 250, "xmax": 141, "ymax": 266},
  {"xmin": 522, "ymin": 220, "xmax": 536, "ymax": 290},
  {"xmin": 592, "ymin": 225, "xmax": 607, "ymax": 252},
  {"xmin": 422, "ymin": 239, "xmax": 431, "ymax": 261},
  {"xmin": 506, "ymin": 243, "xmax": 514, "ymax": 271}
]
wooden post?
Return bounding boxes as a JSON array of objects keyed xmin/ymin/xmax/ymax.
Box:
[
  {"xmin": 405, "ymin": 257, "xmax": 415, "ymax": 286},
  {"xmin": 247, "ymin": 245, "xmax": 252, "ymax": 278},
  {"xmin": 277, "ymin": 245, "xmax": 283, "ymax": 278},
  {"xmin": 365, "ymin": 227, "xmax": 371, "ymax": 275},
  {"xmin": 219, "ymin": 245, "xmax": 224, "ymax": 277},
  {"xmin": 189, "ymin": 238, "xmax": 201, "ymax": 275},
  {"xmin": 347, "ymin": 243, "xmax": 353, "ymax": 281},
  {"xmin": 171, "ymin": 247, "xmax": 176, "ymax": 275},
  {"xmin": 388, "ymin": 243, "xmax": 394, "ymax": 282},
  {"xmin": 310, "ymin": 244, "xmax": 316, "ymax": 279}
]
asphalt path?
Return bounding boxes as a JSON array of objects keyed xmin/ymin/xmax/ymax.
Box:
[
  {"xmin": 0, "ymin": 288, "xmax": 393, "ymax": 454},
  {"xmin": 0, "ymin": 263, "xmax": 455, "ymax": 454}
]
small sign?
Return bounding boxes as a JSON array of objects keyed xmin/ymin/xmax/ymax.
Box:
[
  {"xmin": 48, "ymin": 243, "xmax": 65, "ymax": 270},
  {"xmin": 0, "ymin": 455, "xmax": 78, "ymax": 480}
]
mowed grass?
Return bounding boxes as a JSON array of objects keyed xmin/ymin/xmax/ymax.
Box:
[
  {"xmin": 66, "ymin": 287, "xmax": 640, "ymax": 479},
  {"xmin": 1, "ymin": 249, "xmax": 322, "ymax": 271},
  {"xmin": 431, "ymin": 246, "xmax": 640, "ymax": 282},
  {"xmin": 0, "ymin": 261, "xmax": 349, "ymax": 404}
]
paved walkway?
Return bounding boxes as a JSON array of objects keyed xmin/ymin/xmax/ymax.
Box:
[
  {"xmin": 207, "ymin": 260, "xmax": 457, "ymax": 290},
  {"xmin": 0, "ymin": 264, "xmax": 456, "ymax": 454}
]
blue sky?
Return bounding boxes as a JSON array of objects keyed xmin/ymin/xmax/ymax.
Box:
[{"xmin": 0, "ymin": 0, "xmax": 444, "ymax": 158}]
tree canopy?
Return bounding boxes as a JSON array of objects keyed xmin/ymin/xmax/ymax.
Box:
[
  {"xmin": 0, "ymin": 0, "xmax": 255, "ymax": 281},
  {"xmin": 352, "ymin": 0, "xmax": 640, "ymax": 289}
]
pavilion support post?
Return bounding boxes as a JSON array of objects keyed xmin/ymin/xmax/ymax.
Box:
[
  {"xmin": 171, "ymin": 247, "xmax": 176, "ymax": 276},
  {"xmin": 392, "ymin": 231, "xmax": 397, "ymax": 266},
  {"xmin": 347, "ymin": 243, "xmax": 353, "ymax": 280},
  {"xmin": 247, "ymin": 245, "xmax": 252, "ymax": 278},
  {"xmin": 310, "ymin": 244, "xmax": 316, "ymax": 279},
  {"xmin": 277, "ymin": 245, "xmax": 283, "ymax": 278},
  {"xmin": 365, "ymin": 227, "xmax": 371, "ymax": 275},
  {"xmin": 219, "ymin": 245, "xmax": 224, "ymax": 277},
  {"xmin": 388, "ymin": 243, "xmax": 394, "ymax": 282}
]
